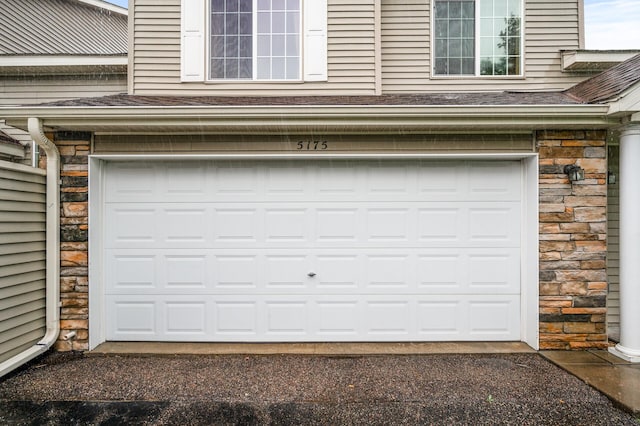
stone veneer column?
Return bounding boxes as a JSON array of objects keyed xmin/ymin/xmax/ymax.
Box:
[
  {"xmin": 538, "ymin": 130, "xmax": 608, "ymax": 350},
  {"xmin": 50, "ymin": 134, "xmax": 90, "ymax": 351},
  {"xmin": 610, "ymin": 124, "xmax": 640, "ymax": 362}
]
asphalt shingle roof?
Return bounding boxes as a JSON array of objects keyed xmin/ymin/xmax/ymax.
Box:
[
  {"xmin": 566, "ymin": 54, "xmax": 640, "ymax": 104},
  {"xmin": 29, "ymin": 91, "xmax": 582, "ymax": 108}
]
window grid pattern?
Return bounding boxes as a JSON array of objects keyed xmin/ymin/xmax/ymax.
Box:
[
  {"xmin": 256, "ymin": 0, "xmax": 301, "ymax": 80},
  {"xmin": 434, "ymin": 0, "xmax": 475, "ymax": 76},
  {"xmin": 479, "ymin": 0, "xmax": 521, "ymax": 76},
  {"xmin": 434, "ymin": 0, "xmax": 522, "ymax": 76},
  {"xmin": 211, "ymin": 0, "xmax": 253, "ymax": 79},
  {"xmin": 210, "ymin": 0, "xmax": 301, "ymax": 80}
]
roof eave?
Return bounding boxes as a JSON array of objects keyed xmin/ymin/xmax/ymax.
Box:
[
  {"xmin": 0, "ymin": 56, "xmax": 128, "ymax": 76},
  {"xmin": 606, "ymin": 83, "xmax": 640, "ymax": 117},
  {"xmin": 2, "ymin": 104, "xmax": 615, "ymax": 134},
  {"xmin": 561, "ymin": 49, "xmax": 640, "ymax": 72}
]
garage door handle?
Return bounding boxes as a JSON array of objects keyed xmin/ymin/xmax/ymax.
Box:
[{"xmin": 307, "ymin": 272, "xmax": 316, "ymax": 277}]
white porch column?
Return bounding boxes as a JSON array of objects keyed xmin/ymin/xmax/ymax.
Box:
[{"xmin": 610, "ymin": 123, "xmax": 640, "ymax": 362}]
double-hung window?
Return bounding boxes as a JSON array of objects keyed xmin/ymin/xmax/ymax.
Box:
[
  {"xmin": 181, "ymin": 0, "xmax": 327, "ymax": 82},
  {"xmin": 210, "ymin": 0, "xmax": 301, "ymax": 80},
  {"xmin": 433, "ymin": 0, "xmax": 522, "ymax": 76}
]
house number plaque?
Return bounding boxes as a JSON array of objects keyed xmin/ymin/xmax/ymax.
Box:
[{"xmin": 296, "ymin": 140, "xmax": 329, "ymax": 150}]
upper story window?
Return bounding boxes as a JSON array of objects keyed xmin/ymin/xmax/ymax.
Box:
[
  {"xmin": 210, "ymin": 0, "xmax": 301, "ymax": 80},
  {"xmin": 181, "ymin": 0, "xmax": 327, "ymax": 83},
  {"xmin": 433, "ymin": 0, "xmax": 522, "ymax": 76}
]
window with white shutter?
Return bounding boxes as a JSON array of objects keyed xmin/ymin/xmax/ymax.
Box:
[{"xmin": 181, "ymin": 0, "xmax": 327, "ymax": 82}]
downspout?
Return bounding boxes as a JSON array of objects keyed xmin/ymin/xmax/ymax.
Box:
[{"xmin": 0, "ymin": 118, "xmax": 60, "ymax": 377}]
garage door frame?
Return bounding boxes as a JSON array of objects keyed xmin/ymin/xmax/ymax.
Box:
[{"xmin": 88, "ymin": 153, "xmax": 539, "ymax": 350}]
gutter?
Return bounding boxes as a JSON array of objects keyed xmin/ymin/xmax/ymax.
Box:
[
  {"xmin": 0, "ymin": 118, "xmax": 60, "ymax": 378},
  {"xmin": 1, "ymin": 103, "xmax": 615, "ymax": 134}
]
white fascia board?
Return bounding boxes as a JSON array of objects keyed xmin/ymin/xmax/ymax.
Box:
[
  {"xmin": 608, "ymin": 84, "xmax": 640, "ymax": 117},
  {"xmin": 0, "ymin": 55, "xmax": 127, "ymax": 67},
  {"xmin": 561, "ymin": 50, "xmax": 640, "ymax": 72},
  {"xmin": 1, "ymin": 104, "xmax": 614, "ymax": 133},
  {"xmin": 76, "ymin": 0, "xmax": 127, "ymax": 15}
]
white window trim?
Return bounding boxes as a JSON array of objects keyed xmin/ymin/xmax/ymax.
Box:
[
  {"xmin": 431, "ymin": 0, "xmax": 524, "ymax": 78},
  {"xmin": 206, "ymin": 1, "xmax": 304, "ymax": 82},
  {"xmin": 181, "ymin": 0, "xmax": 327, "ymax": 83}
]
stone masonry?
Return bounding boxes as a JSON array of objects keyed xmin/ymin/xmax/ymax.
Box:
[
  {"xmin": 51, "ymin": 133, "xmax": 90, "ymax": 351},
  {"xmin": 538, "ymin": 130, "xmax": 609, "ymax": 350}
]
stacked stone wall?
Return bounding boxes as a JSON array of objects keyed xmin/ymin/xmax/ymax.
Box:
[
  {"xmin": 538, "ymin": 130, "xmax": 608, "ymax": 350},
  {"xmin": 52, "ymin": 134, "xmax": 90, "ymax": 351}
]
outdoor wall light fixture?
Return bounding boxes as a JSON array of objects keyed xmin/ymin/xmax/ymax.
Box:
[{"xmin": 564, "ymin": 165, "xmax": 585, "ymax": 182}]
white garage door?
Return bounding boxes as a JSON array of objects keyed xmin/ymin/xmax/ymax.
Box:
[{"xmin": 103, "ymin": 160, "xmax": 522, "ymax": 342}]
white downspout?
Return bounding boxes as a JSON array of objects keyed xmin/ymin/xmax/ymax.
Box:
[{"xmin": 0, "ymin": 118, "xmax": 60, "ymax": 377}]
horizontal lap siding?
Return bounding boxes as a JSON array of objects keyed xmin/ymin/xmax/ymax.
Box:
[
  {"xmin": 0, "ymin": 75, "xmax": 127, "ymax": 106},
  {"xmin": 0, "ymin": 163, "xmax": 46, "ymax": 365},
  {"xmin": 382, "ymin": 0, "xmax": 587, "ymax": 93},
  {"xmin": 132, "ymin": 0, "xmax": 376, "ymax": 95},
  {"xmin": 381, "ymin": 1, "xmax": 430, "ymax": 92}
]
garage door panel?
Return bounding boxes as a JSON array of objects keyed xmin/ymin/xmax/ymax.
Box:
[
  {"xmin": 215, "ymin": 301, "xmax": 259, "ymax": 335},
  {"xmin": 214, "ymin": 255, "xmax": 260, "ymax": 289},
  {"xmin": 468, "ymin": 161, "xmax": 522, "ymax": 199},
  {"xmin": 106, "ymin": 202, "xmax": 520, "ymax": 249},
  {"xmin": 165, "ymin": 301, "xmax": 208, "ymax": 335},
  {"xmin": 316, "ymin": 209, "xmax": 360, "ymax": 242},
  {"xmin": 213, "ymin": 208, "xmax": 259, "ymax": 242},
  {"xmin": 107, "ymin": 207, "xmax": 158, "ymax": 245},
  {"xmin": 265, "ymin": 165, "xmax": 310, "ymax": 195},
  {"xmin": 166, "ymin": 163, "xmax": 208, "ymax": 196},
  {"xmin": 106, "ymin": 248, "xmax": 518, "ymax": 295},
  {"xmin": 107, "ymin": 300, "xmax": 157, "ymax": 338},
  {"xmin": 105, "ymin": 160, "xmax": 522, "ymax": 204},
  {"xmin": 468, "ymin": 299, "xmax": 520, "ymax": 338},
  {"xmin": 106, "ymin": 295, "xmax": 520, "ymax": 341},
  {"xmin": 265, "ymin": 209, "xmax": 311, "ymax": 242},
  {"xmin": 165, "ymin": 255, "xmax": 208, "ymax": 289},
  {"xmin": 165, "ymin": 208, "xmax": 209, "ymax": 243},
  {"xmin": 213, "ymin": 164, "xmax": 261, "ymax": 197},
  {"xmin": 107, "ymin": 254, "xmax": 158, "ymax": 290},
  {"xmin": 105, "ymin": 163, "xmax": 158, "ymax": 202},
  {"xmin": 468, "ymin": 205, "xmax": 521, "ymax": 244},
  {"xmin": 103, "ymin": 160, "xmax": 523, "ymax": 342},
  {"xmin": 265, "ymin": 255, "xmax": 311, "ymax": 288}
]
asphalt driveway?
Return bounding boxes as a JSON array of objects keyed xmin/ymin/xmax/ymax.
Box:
[{"xmin": 0, "ymin": 352, "xmax": 638, "ymax": 425}]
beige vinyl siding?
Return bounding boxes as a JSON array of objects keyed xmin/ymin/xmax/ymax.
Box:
[
  {"xmin": 607, "ymin": 144, "xmax": 619, "ymax": 341},
  {"xmin": 0, "ymin": 74, "xmax": 127, "ymax": 106},
  {"xmin": 0, "ymin": 121, "xmax": 32, "ymax": 166},
  {"xmin": 381, "ymin": 0, "xmax": 588, "ymax": 93},
  {"xmin": 0, "ymin": 161, "xmax": 46, "ymax": 365},
  {"xmin": 0, "ymin": 122, "xmax": 31, "ymax": 146},
  {"xmin": 131, "ymin": 0, "xmax": 377, "ymax": 96}
]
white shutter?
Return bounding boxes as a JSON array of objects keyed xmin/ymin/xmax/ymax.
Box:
[
  {"xmin": 303, "ymin": 0, "xmax": 328, "ymax": 82},
  {"xmin": 181, "ymin": 0, "xmax": 206, "ymax": 82}
]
